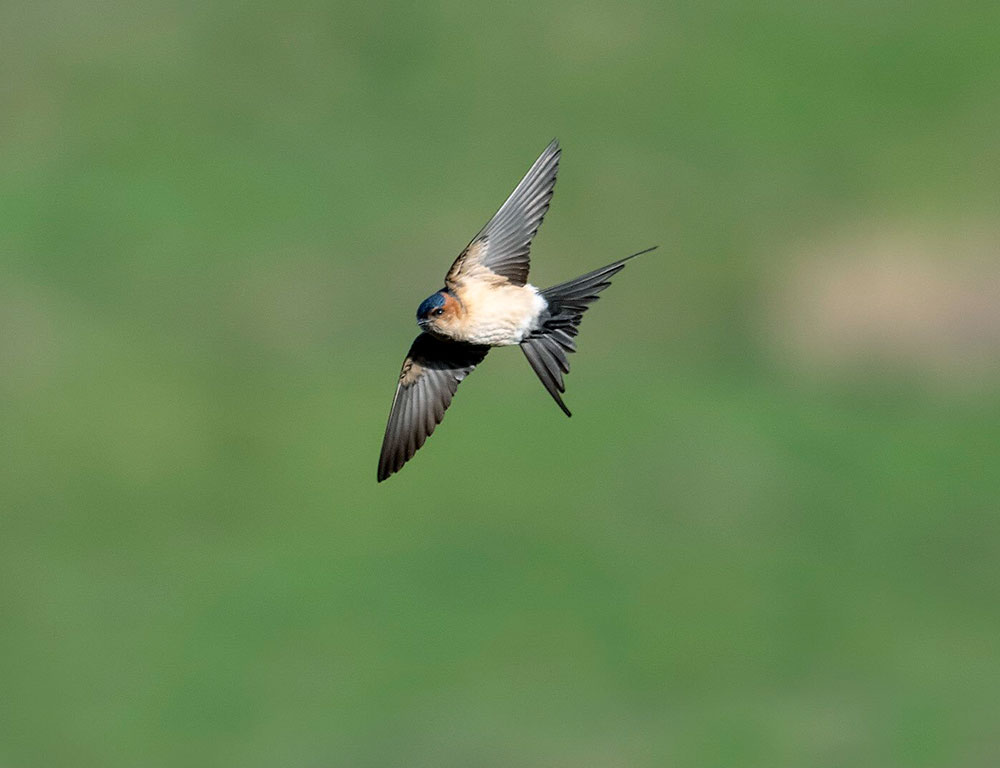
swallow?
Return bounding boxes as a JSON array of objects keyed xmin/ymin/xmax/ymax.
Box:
[{"xmin": 377, "ymin": 139, "xmax": 654, "ymax": 482}]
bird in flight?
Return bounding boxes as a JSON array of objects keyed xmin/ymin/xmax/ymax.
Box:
[{"xmin": 377, "ymin": 139, "xmax": 654, "ymax": 482}]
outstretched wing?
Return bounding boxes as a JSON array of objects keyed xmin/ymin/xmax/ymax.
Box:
[
  {"xmin": 445, "ymin": 139, "xmax": 560, "ymax": 290},
  {"xmin": 377, "ymin": 333, "xmax": 490, "ymax": 482}
]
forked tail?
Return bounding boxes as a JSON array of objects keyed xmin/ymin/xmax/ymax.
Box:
[{"xmin": 520, "ymin": 246, "xmax": 656, "ymax": 416}]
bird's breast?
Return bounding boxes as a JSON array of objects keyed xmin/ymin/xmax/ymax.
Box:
[{"xmin": 451, "ymin": 282, "xmax": 547, "ymax": 346}]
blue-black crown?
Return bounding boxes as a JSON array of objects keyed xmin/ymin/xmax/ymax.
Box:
[{"xmin": 417, "ymin": 292, "xmax": 446, "ymax": 319}]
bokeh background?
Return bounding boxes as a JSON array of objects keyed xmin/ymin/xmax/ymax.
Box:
[{"xmin": 3, "ymin": 2, "xmax": 999, "ymax": 766}]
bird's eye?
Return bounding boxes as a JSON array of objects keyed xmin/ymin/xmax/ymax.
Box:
[{"xmin": 433, "ymin": 308, "xmax": 445, "ymax": 316}]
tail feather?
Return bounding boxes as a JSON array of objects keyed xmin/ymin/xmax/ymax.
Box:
[
  {"xmin": 521, "ymin": 340, "xmax": 571, "ymax": 416},
  {"xmin": 520, "ymin": 246, "xmax": 655, "ymax": 416}
]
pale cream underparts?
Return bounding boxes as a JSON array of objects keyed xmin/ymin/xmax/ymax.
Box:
[{"xmin": 432, "ymin": 282, "xmax": 547, "ymax": 346}]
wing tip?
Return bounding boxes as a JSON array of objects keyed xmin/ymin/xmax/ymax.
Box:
[{"xmin": 376, "ymin": 455, "xmax": 394, "ymax": 483}]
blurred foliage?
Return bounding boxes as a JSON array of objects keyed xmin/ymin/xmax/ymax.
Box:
[{"xmin": 2, "ymin": 1, "xmax": 999, "ymax": 766}]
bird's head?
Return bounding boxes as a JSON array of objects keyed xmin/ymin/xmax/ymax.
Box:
[{"xmin": 416, "ymin": 290, "xmax": 461, "ymax": 336}]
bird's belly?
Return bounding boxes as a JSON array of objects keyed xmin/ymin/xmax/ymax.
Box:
[{"xmin": 455, "ymin": 283, "xmax": 547, "ymax": 346}]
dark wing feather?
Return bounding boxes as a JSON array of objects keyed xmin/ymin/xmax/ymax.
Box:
[
  {"xmin": 377, "ymin": 333, "xmax": 490, "ymax": 482},
  {"xmin": 445, "ymin": 139, "xmax": 560, "ymax": 289}
]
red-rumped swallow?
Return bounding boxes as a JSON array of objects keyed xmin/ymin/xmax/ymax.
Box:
[{"xmin": 377, "ymin": 139, "xmax": 654, "ymax": 482}]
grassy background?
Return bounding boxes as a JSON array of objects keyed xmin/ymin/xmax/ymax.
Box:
[{"xmin": 3, "ymin": 2, "xmax": 999, "ymax": 765}]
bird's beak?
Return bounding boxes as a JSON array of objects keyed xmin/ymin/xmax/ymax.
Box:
[{"xmin": 417, "ymin": 318, "xmax": 430, "ymax": 331}]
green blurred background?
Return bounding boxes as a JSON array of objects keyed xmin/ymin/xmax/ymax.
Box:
[{"xmin": 3, "ymin": 2, "xmax": 999, "ymax": 766}]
